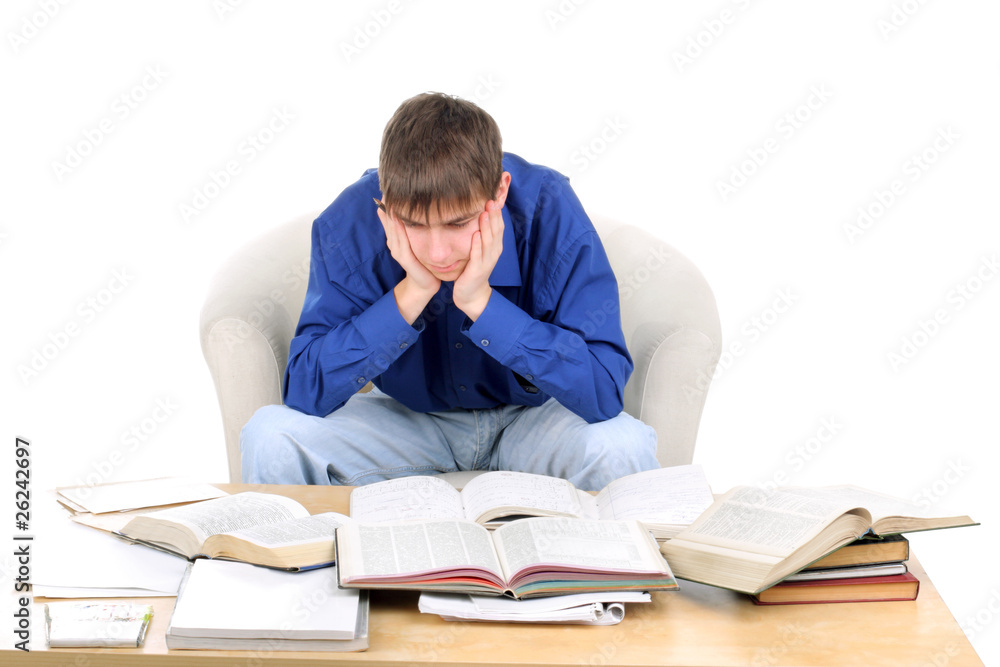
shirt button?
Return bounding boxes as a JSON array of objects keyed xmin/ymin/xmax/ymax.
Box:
[
  {"xmin": 399, "ymin": 342, "xmax": 408, "ymax": 349},
  {"xmin": 481, "ymin": 339, "xmax": 490, "ymax": 346},
  {"xmin": 525, "ymin": 374, "xmax": 533, "ymax": 380},
  {"xmin": 459, "ymin": 385, "xmax": 467, "ymax": 392},
  {"xmin": 454, "ymin": 342, "xmax": 463, "ymax": 349},
  {"xmin": 356, "ymin": 377, "xmax": 366, "ymax": 384}
]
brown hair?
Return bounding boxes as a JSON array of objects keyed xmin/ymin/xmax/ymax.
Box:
[{"xmin": 379, "ymin": 92, "xmax": 503, "ymax": 222}]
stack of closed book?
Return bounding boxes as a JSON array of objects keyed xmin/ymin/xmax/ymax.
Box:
[
  {"xmin": 751, "ymin": 534, "xmax": 918, "ymax": 605},
  {"xmin": 165, "ymin": 560, "xmax": 368, "ymax": 651}
]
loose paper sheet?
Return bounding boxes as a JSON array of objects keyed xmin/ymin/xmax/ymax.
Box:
[{"xmin": 56, "ymin": 477, "xmax": 227, "ymax": 514}]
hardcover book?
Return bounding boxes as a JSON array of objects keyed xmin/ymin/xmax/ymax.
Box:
[
  {"xmin": 660, "ymin": 485, "xmax": 974, "ymax": 594},
  {"xmin": 751, "ymin": 571, "xmax": 920, "ymax": 605},
  {"xmin": 336, "ymin": 516, "xmax": 678, "ymax": 599},
  {"xmin": 117, "ymin": 492, "xmax": 348, "ymax": 570}
]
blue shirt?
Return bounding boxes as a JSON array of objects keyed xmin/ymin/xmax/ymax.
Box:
[{"xmin": 284, "ymin": 153, "xmax": 632, "ymax": 424}]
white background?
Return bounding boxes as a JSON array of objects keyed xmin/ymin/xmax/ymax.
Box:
[{"xmin": 2, "ymin": 1, "xmax": 998, "ymax": 662}]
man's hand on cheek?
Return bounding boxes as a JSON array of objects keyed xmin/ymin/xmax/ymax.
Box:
[
  {"xmin": 453, "ymin": 200, "xmax": 503, "ymax": 322},
  {"xmin": 377, "ymin": 205, "xmax": 440, "ymax": 324}
]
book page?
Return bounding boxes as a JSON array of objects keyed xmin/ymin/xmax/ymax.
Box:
[
  {"xmin": 132, "ymin": 492, "xmax": 308, "ymax": 544},
  {"xmin": 57, "ymin": 477, "xmax": 227, "ymax": 514},
  {"xmin": 460, "ymin": 471, "xmax": 583, "ymax": 523},
  {"xmin": 346, "ymin": 520, "xmax": 503, "ymax": 578},
  {"xmin": 780, "ymin": 486, "xmax": 973, "ymax": 534},
  {"xmin": 492, "ymin": 518, "xmax": 665, "ymax": 580},
  {"xmin": 209, "ymin": 512, "xmax": 349, "ymax": 548},
  {"xmin": 595, "ymin": 464, "xmax": 714, "ymax": 525},
  {"xmin": 811, "ymin": 485, "xmax": 931, "ymax": 522},
  {"xmin": 349, "ymin": 476, "xmax": 464, "ymax": 523},
  {"xmin": 677, "ymin": 487, "xmax": 866, "ymax": 558}
]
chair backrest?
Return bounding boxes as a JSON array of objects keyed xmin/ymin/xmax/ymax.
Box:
[{"xmin": 201, "ymin": 212, "xmax": 721, "ymax": 482}]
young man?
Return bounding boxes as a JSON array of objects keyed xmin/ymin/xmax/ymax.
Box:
[{"xmin": 240, "ymin": 92, "xmax": 658, "ymax": 491}]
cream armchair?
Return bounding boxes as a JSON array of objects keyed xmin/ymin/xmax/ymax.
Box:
[{"xmin": 200, "ymin": 212, "xmax": 722, "ymax": 483}]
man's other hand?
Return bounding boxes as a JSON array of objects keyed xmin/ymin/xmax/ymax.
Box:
[{"xmin": 453, "ymin": 199, "xmax": 503, "ymax": 321}]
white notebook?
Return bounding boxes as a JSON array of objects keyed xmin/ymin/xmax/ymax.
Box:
[{"xmin": 167, "ymin": 560, "xmax": 359, "ymax": 641}]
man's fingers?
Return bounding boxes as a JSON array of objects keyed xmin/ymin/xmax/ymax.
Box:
[
  {"xmin": 483, "ymin": 201, "xmax": 502, "ymax": 260},
  {"xmin": 470, "ymin": 230, "xmax": 482, "ymax": 265},
  {"xmin": 478, "ymin": 210, "xmax": 492, "ymax": 259},
  {"xmin": 490, "ymin": 201, "xmax": 503, "ymax": 255}
]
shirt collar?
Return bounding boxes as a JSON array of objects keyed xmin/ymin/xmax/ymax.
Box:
[{"xmin": 489, "ymin": 207, "xmax": 521, "ymax": 287}]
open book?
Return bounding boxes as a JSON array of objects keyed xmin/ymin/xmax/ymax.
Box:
[
  {"xmin": 659, "ymin": 485, "xmax": 976, "ymax": 594},
  {"xmin": 118, "ymin": 492, "xmax": 348, "ymax": 570},
  {"xmin": 349, "ymin": 465, "xmax": 713, "ymax": 540},
  {"xmin": 336, "ymin": 517, "xmax": 678, "ymax": 599}
]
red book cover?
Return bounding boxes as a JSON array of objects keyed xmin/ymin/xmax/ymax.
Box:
[{"xmin": 751, "ymin": 571, "xmax": 920, "ymax": 605}]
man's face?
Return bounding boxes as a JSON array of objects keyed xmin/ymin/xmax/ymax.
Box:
[{"xmin": 394, "ymin": 202, "xmax": 486, "ymax": 281}]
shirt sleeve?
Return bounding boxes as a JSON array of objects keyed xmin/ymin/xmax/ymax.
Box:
[
  {"xmin": 283, "ymin": 219, "xmax": 421, "ymax": 417},
  {"xmin": 464, "ymin": 228, "xmax": 632, "ymax": 424}
]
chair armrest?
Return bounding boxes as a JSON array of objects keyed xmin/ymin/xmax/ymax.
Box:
[
  {"xmin": 595, "ymin": 219, "xmax": 722, "ymax": 467},
  {"xmin": 199, "ymin": 212, "xmax": 315, "ymax": 482}
]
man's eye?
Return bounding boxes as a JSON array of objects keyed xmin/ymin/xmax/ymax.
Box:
[{"xmin": 450, "ymin": 221, "xmax": 471, "ymax": 229}]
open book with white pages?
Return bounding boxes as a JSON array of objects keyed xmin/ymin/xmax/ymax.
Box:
[
  {"xmin": 336, "ymin": 516, "xmax": 678, "ymax": 599},
  {"xmin": 349, "ymin": 464, "xmax": 714, "ymax": 540}
]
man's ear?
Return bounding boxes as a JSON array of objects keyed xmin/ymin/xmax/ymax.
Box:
[{"xmin": 494, "ymin": 171, "xmax": 511, "ymax": 208}]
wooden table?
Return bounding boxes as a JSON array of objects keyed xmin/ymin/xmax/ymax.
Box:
[{"xmin": 8, "ymin": 483, "xmax": 984, "ymax": 666}]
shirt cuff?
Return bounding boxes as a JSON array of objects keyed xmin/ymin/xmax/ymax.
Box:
[
  {"xmin": 463, "ymin": 291, "xmax": 531, "ymax": 362},
  {"xmin": 344, "ymin": 290, "xmax": 422, "ymax": 383}
]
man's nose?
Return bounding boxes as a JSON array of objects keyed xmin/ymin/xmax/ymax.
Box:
[{"xmin": 428, "ymin": 229, "xmax": 450, "ymax": 263}]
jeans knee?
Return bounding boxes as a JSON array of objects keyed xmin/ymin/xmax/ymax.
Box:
[
  {"xmin": 582, "ymin": 419, "xmax": 658, "ymax": 479},
  {"xmin": 239, "ymin": 404, "xmax": 289, "ymax": 455},
  {"xmin": 240, "ymin": 404, "xmax": 312, "ymax": 483}
]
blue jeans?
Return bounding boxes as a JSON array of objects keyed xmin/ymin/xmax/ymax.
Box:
[{"xmin": 239, "ymin": 387, "xmax": 658, "ymax": 491}]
